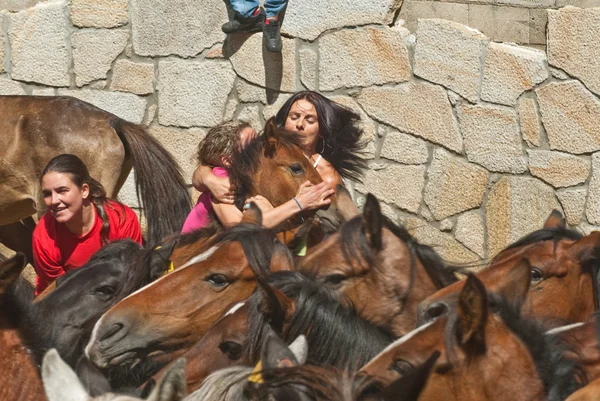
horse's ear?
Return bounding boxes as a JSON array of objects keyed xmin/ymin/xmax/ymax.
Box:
[
  {"xmin": 242, "ymin": 202, "xmax": 263, "ymax": 226},
  {"xmin": 150, "ymin": 242, "xmax": 177, "ymax": 279},
  {"xmin": 456, "ymin": 274, "xmax": 488, "ymax": 353},
  {"xmin": 269, "ymin": 239, "xmax": 295, "ymax": 272},
  {"xmin": 146, "ymin": 358, "xmax": 187, "ymax": 401},
  {"xmin": 42, "ymin": 349, "xmax": 89, "ymax": 401},
  {"xmin": 256, "ymin": 276, "xmax": 295, "ymax": 333},
  {"xmin": 375, "ymin": 350, "xmax": 440, "ymax": 401},
  {"xmin": 264, "ymin": 117, "xmax": 280, "ymax": 152},
  {"xmin": 0, "ymin": 253, "xmax": 27, "ymax": 294},
  {"xmin": 544, "ymin": 209, "xmax": 566, "ymax": 229},
  {"xmin": 494, "ymin": 258, "xmax": 531, "ymax": 311},
  {"xmin": 75, "ymin": 356, "xmax": 112, "ymax": 397},
  {"xmin": 336, "ymin": 184, "xmax": 359, "ymax": 222},
  {"xmin": 260, "ymin": 330, "xmax": 302, "ymax": 370},
  {"xmin": 363, "ymin": 193, "xmax": 383, "ymax": 250},
  {"xmin": 570, "ymin": 231, "xmax": 600, "ymax": 262}
]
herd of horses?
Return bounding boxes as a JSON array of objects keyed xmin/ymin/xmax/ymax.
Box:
[{"xmin": 1, "ymin": 96, "xmax": 600, "ymax": 401}]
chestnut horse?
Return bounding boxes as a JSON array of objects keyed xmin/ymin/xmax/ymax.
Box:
[
  {"xmin": 0, "ymin": 253, "xmax": 46, "ymax": 401},
  {"xmin": 0, "ymin": 96, "xmax": 191, "ymax": 261},
  {"xmin": 297, "ymin": 189, "xmax": 458, "ymax": 338},
  {"xmin": 85, "ymin": 221, "xmax": 294, "ymax": 388},
  {"xmin": 418, "ymin": 211, "xmax": 600, "ymax": 327},
  {"xmin": 360, "ymin": 273, "xmax": 580, "ymax": 401}
]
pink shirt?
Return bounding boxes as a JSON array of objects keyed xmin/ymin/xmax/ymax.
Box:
[{"xmin": 181, "ymin": 167, "xmax": 229, "ymax": 234}]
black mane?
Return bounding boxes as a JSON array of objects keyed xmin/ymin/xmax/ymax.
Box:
[
  {"xmin": 244, "ymin": 271, "xmax": 391, "ymax": 370},
  {"xmin": 497, "ymin": 226, "xmax": 583, "ymax": 258}
]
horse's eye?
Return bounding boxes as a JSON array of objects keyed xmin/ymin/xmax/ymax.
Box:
[
  {"xmin": 218, "ymin": 341, "xmax": 243, "ymax": 360},
  {"xmin": 206, "ymin": 274, "xmax": 230, "ymax": 289},
  {"xmin": 531, "ymin": 268, "xmax": 543, "ymax": 282},
  {"xmin": 392, "ymin": 360, "xmax": 413, "ymax": 375},
  {"xmin": 324, "ymin": 274, "xmax": 347, "ymax": 286},
  {"xmin": 289, "ymin": 163, "xmax": 305, "ymax": 176},
  {"xmin": 94, "ymin": 286, "xmax": 115, "ymax": 298}
]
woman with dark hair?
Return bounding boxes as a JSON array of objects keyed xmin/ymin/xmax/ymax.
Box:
[
  {"xmin": 32, "ymin": 154, "xmax": 142, "ymax": 295},
  {"xmin": 194, "ymin": 91, "xmax": 366, "ymax": 205}
]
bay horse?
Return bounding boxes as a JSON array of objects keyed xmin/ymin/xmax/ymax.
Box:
[
  {"xmin": 418, "ymin": 210, "xmax": 600, "ymax": 328},
  {"xmin": 85, "ymin": 221, "xmax": 294, "ymax": 388},
  {"xmin": 9, "ymin": 240, "xmax": 173, "ymax": 368},
  {"xmin": 359, "ymin": 273, "xmax": 580, "ymax": 401},
  {"xmin": 297, "ymin": 189, "xmax": 457, "ymax": 338},
  {"xmin": 0, "ymin": 96, "xmax": 192, "ymax": 261},
  {"xmin": 0, "ymin": 253, "xmax": 46, "ymax": 401}
]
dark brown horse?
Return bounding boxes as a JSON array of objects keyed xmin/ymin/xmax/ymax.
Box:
[
  {"xmin": 0, "ymin": 96, "xmax": 192, "ymax": 261},
  {"xmin": 360, "ymin": 272, "xmax": 580, "ymax": 401},
  {"xmin": 85, "ymin": 220, "xmax": 294, "ymax": 387},
  {"xmin": 418, "ymin": 211, "xmax": 600, "ymax": 328},
  {"xmin": 0, "ymin": 253, "xmax": 46, "ymax": 401},
  {"xmin": 297, "ymin": 189, "xmax": 457, "ymax": 337}
]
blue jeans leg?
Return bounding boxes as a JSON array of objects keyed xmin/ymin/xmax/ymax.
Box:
[
  {"xmin": 264, "ymin": 0, "xmax": 288, "ymax": 18},
  {"xmin": 229, "ymin": 0, "xmax": 260, "ymax": 18}
]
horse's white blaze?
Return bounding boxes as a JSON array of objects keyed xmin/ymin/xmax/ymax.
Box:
[
  {"xmin": 225, "ymin": 302, "xmax": 246, "ymax": 317},
  {"xmin": 84, "ymin": 245, "xmax": 221, "ymax": 358},
  {"xmin": 376, "ymin": 321, "xmax": 435, "ymax": 357},
  {"xmin": 544, "ymin": 322, "xmax": 585, "ymax": 336}
]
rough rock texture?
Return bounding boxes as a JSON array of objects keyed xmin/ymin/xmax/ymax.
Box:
[
  {"xmin": 158, "ymin": 60, "xmax": 235, "ymax": 127},
  {"xmin": 355, "ymin": 165, "xmax": 426, "ymax": 214},
  {"xmin": 130, "ymin": 0, "xmax": 227, "ymax": 57},
  {"xmin": 486, "ymin": 176, "xmax": 561, "ymax": 257},
  {"xmin": 110, "ymin": 59, "xmax": 154, "ymax": 95},
  {"xmin": 536, "ymin": 80, "xmax": 600, "ymax": 154},
  {"xmin": 300, "ymin": 48, "xmax": 317, "ymax": 91},
  {"xmin": 226, "ymin": 34, "xmax": 297, "ymax": 92},
  {"xmin": 547, "ymin": 7, "xmax": 600, "ymax": 96},
  {"xmin": 528, "ymin": 150, "xmax": 590, "ymax": 188},
  {"xmin": 455, "ymin": 210, "xmax": 485, "ymax": 258},
  {"xmin": 518, "ymin": 97, "xmax": 542, "ymax": 147},
  {"xmin": 406, "ymin": 218, "xmax": 480, "ymax": 265},
  {"xmin": 236, "ymin": 105, "xmax": 262, "ymax": 132},
  {"xmin": 57, "ymin": 89, "xmax": 147, "ymax": 124},
  {"xmin": 70, "ymin": 0, "xmax": 128, "ymax": 28},
  {"xmin": 380, "ymin": 130, "xmax": 429, "ymax": 165},
  {"xmin": 237, "ymin": 80, "xmax": 268, "ymax": 104},
  {"xmin": 557, "ymin": 187, "xmax": 587, "ymax": 226},
  {"xmin": 263, "ymin": 94, "xmax": 292, "ymax": 121},
  {"xmin": 31, "ymin": 88, "xmax": 56, "ymax": 96},
  {"xmin": 358, "ymin": 83, "xmax": 462, "ymax": 152},
  {"xmin": 0, "ymin": 23, "xmax": 5, "ymax": 74},
  {"xmin": 8, "ymin": 0, "xmax": 70, "ymax": 86},
  {"xmin": 149, "ymin": 126, "xmax": 206, "ymax": 184},
  {"xmin": 457, "ymin": 104, "xmax": 527, "ymax": 173},
  {"xmin": 319, "ymin": 27, "xmax": 410, "ymax": 91},
  {"xmin": 72, "ymin": 29, "xmax": 129, "ymax": 87},
  {"xmin": 0, "ymin": 78, "xmax": 26, "ymax": 95},
  {"xmin": 586, "ymin": 153, "xmax": 600, "ymax": 225},
  {"xmin": 281, "ymin": 0, "xmax": 401, "ymax": 41},
  {"xmin": 424, "ymin": 149, "xmax": 489, "ymax": 220},
  {"xmin": 414, "ymin": 19, "xmax": 490, "ymax": 102},
  {"xmin": 481, "ymin": 42, "xmax": 548, "ymax": 106}
]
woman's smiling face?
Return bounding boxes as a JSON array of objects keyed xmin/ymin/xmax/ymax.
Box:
[
  {"xmin": 41, "ymin": 172, "xmax": 89, "ymax": 224},
  {"xmin": 284, "ymin": 98, "xmax": 320, "ymax": 149}
]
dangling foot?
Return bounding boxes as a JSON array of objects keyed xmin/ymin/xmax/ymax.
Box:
[
  {"xmin": 263, "ymin": 17, "xmax": 282, "ymax": 52},
  {"xmin": 221, "ymin": 7, "xmax": 265, "ymax": 34}
]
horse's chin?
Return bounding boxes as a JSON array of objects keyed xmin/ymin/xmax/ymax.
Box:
[{"xmin": 108, "ymin": 351, "xmax": 137, "ymax": 367}]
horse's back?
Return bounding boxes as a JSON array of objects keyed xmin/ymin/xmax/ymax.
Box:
[{"xmin": 0, "ymin": 96, "xmax": 128, "ymax": 224}]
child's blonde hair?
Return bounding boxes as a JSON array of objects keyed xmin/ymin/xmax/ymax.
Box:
[{"xmin": 197, "ymin": 120, "xmax": 252, "ymax": 166}]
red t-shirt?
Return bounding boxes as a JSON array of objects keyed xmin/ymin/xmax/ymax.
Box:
[{"xmin": 32, "ymin": 200, "xmax": 143, "ymax": 295}]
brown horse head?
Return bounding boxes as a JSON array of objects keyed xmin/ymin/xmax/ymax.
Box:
[
  {"xmin": 418, "ymin": 210, "xmax": 600, "ymax": 327},
  {"xmin": 297, "ymin": 189, "xmax": 457, "ymax": 337},
  {"xmin": 85, "ymin": 223, "xmax": 293, "ymax": 386},
  {"xmin": 359, "ymin": 273, "xmax": 579, "ymax": 401}
]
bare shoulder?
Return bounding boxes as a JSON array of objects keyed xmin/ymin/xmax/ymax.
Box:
[{"xmin": 316, "ymin": 156, "xmax": 343, "ymax": 187}]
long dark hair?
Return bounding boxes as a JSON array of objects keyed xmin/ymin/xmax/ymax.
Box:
[
  {"xmin": 41, "ymin": 154, "xmax": 123, "ymax": 244},
  {"xmin": 275, "ymin": 91, "xmax": 367, "ymax": 182}
]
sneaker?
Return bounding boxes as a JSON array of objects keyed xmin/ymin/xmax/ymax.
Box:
[
  {"xmin": 221, "ymin": 8, "xmax": 265, "ymax": 34},
  {"xmin": 263, "ymin": 18, "xmax": 282, "ymax": 52}
]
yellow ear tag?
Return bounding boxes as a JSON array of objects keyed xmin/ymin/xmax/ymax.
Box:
[
  {"xmin": 248, "ymin": 360, "xmax": 264, "ymax": 384},
  {"xmin": 154, "ymin": 245, "xmax": 175, "ymax": 277}
]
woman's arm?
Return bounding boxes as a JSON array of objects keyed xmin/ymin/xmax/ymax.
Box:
[{"xmin": 192, "ymin": 165, "xmax": 234, "ymax": 204}]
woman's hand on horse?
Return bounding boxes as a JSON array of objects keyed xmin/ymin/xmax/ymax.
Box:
[
  {"xmin": 295, "ymin": 181, "xmax": 335, "ymax": 211},
  {"xmin": 207, "ymin": 176, "xmax": 235, "ymax": 204},
  {"xmin": 244, "ymin": 195, "xmax": 274, "ymax": 212}
]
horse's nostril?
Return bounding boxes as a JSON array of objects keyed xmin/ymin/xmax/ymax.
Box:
[
  {"xmin": 426, "ymin": 302, "xmax": 449, "ymax": 321},
  {"xmin": 99, "ymin": 323, "xmax": 125, "ymax": 343}
]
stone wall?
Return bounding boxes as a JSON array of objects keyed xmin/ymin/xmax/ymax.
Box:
[{"xmin": 2, "ymin": 1, "xmax": 600, "ymax": 268}]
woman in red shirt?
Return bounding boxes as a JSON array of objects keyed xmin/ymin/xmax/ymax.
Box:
[{"xmin": 32, "ymin": 154, "xmax": 142, "ymax": 295}]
